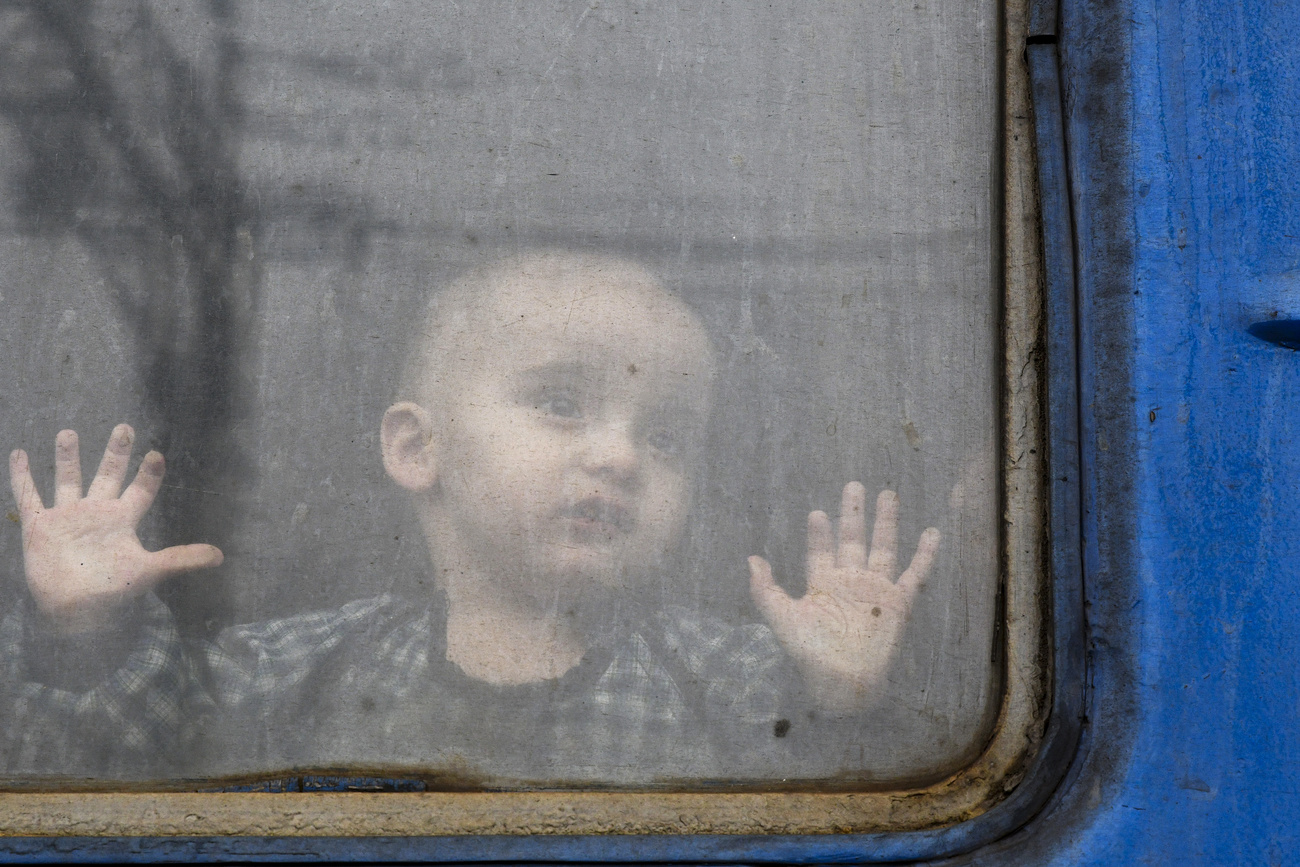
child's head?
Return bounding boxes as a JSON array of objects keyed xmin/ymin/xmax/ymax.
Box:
[{"xmin": 381, "ymin": 251, "xmax": 715, "ymax": 609}]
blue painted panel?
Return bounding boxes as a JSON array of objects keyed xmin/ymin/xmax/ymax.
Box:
[{"xmin": 974, "ymin": 0, "xmax": 1300, "ymax": 863}]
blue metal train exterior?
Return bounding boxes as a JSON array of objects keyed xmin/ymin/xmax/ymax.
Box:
[{"xmin": 1008, "ymin": 0, "xmax": 1300, "ymax": 860}]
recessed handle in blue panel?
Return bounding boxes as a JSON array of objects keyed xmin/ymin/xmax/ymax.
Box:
[{"xmin": 1248, "ymin": 319, "xmax": 1300, "ymax": 350}]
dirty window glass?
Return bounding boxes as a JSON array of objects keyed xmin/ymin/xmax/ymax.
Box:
[{"xmin": 0, "ymin": 1, "xmax": 997, "ymax": 787}]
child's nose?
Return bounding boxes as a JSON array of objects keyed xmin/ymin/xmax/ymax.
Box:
[{"xmin": 581, "ymin": 421, "xmax": 641, "ymax": 484}]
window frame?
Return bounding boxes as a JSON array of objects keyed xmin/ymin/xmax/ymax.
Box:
[{"xmin": 0, "ymin": 0, "xmax": 1085, "ymax": 858}]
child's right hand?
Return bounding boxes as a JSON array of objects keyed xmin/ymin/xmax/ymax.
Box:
[{"xmin": 9, "ymin": 424, "xmax": 223, "ymax": 635}]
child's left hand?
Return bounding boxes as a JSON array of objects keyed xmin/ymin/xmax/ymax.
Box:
[{"xmin": 748, "ymin": 482, "xmax": 940, "ymax": 710}]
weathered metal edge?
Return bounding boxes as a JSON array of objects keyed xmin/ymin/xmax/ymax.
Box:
[{"xmin": 0, "ymin": 0, "xmax": 1078, "ymax": 850}]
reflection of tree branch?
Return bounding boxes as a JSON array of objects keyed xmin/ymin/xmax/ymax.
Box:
[
  {"xmin": 30, "ymin": 4, "xmax": 197, "ymax": 242},
  {"xmin": 1, "ymin": 0, "xmax": 258, "ymax": 633}
]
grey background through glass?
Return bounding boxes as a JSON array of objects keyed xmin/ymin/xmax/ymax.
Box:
[{"xmin": 0, "ymin": 0, "xmax": 998, "ymax": 783}]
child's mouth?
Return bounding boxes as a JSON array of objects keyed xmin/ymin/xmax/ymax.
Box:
[{"xmin": 560, "ymin": 497, "xmax": 631, "ymax": 534}]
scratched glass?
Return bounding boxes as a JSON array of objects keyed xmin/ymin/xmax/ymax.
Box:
[{"xmin": 0, "ymin": 1, "xmax": 997, "ymax": 787}]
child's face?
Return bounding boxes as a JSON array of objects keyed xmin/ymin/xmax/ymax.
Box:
[{"xmin": 422, "ymin": 265, "xmax": 715, "ymax": 603}]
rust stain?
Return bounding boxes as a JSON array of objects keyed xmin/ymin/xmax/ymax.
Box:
[{"xmin": 903, "ymin": 420, "xmax": 922, "ymax": 449}]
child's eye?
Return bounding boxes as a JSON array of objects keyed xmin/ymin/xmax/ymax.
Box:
[
  {"xmin": 645, "ymin": 426, "xmax": 680, "ymax": 456},
  {"xmin": 538, "ymin": 394, "xmax": 582, "ymax": 418}
]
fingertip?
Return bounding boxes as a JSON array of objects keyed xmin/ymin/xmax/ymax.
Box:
[
  {"xmin": 872, "ymin": 491, "xmax": 901, "ymax": 535},
  {"xmin": 842, "ymin": 482, "xmax": 867, "ymax": 515},
  {"xmin": 56, "ymin": 429, "xmax": 78, "ymax": 448},
  {"xmin": 156, "ymin": 543, "xmax": 226, "ymax": 578},
  {"xmin": 903, "ymin": 529, "xmax": 943, "ymax": 593},
  {"xmin": 949, "ymin": 480, "xmax": 966, "ymax": 510},
  {"xmin": 141, "ymin": 450, "xmax": 165, "ymax": 474},
  {"xmin": 9, "ymin": 449, "xmax": 25, "ymax": 468},
  {"xmin": 747, "ymin": 555, "xmax": 780, "ymax": 603},
  {"xmin": 112, "ymin": 424, "xmax": 135, "ymax": 447}
]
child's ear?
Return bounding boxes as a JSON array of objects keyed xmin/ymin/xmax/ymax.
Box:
[{"xmin": 381, "ymin": 402, "xmax": 439, "ymax": 492}]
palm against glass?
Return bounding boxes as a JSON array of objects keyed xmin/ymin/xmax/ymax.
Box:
[
  {"xmin": 749, "ymin": 482, "xmax": 940, "ymax": 708},
  {"xmin": 9, "ymin": 425, "xmax": 223, "ymax": 634}
]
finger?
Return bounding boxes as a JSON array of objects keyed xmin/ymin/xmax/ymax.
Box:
[
  {"xmin": 806, "ymin": 510, "xmax": 836, "ymax": 586},
  {"xmin": 86, "ymin": 424, "xmax": 135, "ymax": 500},
  {"xmin": 837, "ymin": 481, "xmax": 869, "ymax": 569},
  {"xmin": 866, "ymin": 489, "xmax": 900, "ymax": 575},
  {"xmin": 898, "ymin": 528, "xmax": 941, "ymax": 597},
  {"xmin": 949, "ymin": 457, "xmax": 988, "ymax": 511},
  {"xmin": 53, "ymin": 430, "xmax": 83, "ymax": 506},
  {"xmin": 9, "ymin": 449, "xmax": 45, "ymax": 523},
  {"xmin": 119, "ymin": 451, "xmax": 166, "ymax": 524},
  {"xmin": 748, "ymin": 555, "xmax": 796, "ymax": 640},
  {"xmin": 948, "ymin": 476, "xmax": 966, "ymax": 511},
  {"xmin": 146, "ymin": 544, "xmax": 224, "ymax": 581}
]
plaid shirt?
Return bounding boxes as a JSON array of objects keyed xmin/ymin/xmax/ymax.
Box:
[{"xmin": 1, "ymin": 592, "xmax": 871, "ymax": 785}]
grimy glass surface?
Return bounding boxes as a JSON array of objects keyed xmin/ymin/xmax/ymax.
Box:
[{"xmin": 0, "ymin": 1, "xmax": 998, "ymax": 787}]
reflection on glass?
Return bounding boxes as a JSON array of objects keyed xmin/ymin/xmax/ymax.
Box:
[{"xmin": 0, "ymin": 1, "xmax": 997, "ymax": 787}]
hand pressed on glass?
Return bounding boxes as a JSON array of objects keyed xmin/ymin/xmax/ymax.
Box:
[
  {"xmin": 749, "ymin": 482, "xmax": 940, "ymax": 710},
  {"xmin": 8, "ymin": 424, "xmax": 223, "ymax": 635}
]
